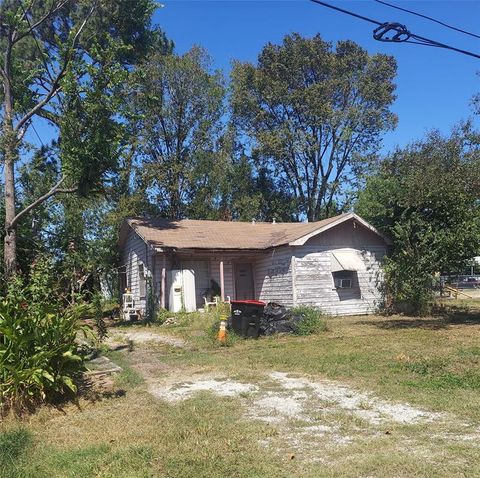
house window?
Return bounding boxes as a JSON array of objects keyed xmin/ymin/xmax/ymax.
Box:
[
  {"xmin": 138, "ymin": 262, "xmax": 146, "ymax": 298},
  {"xmin": 333, "ymin": 270, "xmax": 356, "ymax": 289}
]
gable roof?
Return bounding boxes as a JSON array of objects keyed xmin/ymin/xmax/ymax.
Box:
[{"xmin": 120, "ymin": 213, "xmax": 390, "ymax": 251}]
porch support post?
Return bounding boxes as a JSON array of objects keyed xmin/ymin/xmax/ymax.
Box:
[
  {"xmin": 161, "ymin": 254, "xmax": 167, "ymax": 309},
  {"xmin": 220, "ymin": 258, "xmax": 225, "ymax": 301}
]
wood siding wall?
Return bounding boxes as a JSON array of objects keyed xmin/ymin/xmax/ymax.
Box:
[
  {"xmin": 292, "ymin": 220, "xmax": 387, "ymax": 315},
  {"xmin": 121, "ymin": 228, "xmax": 157, "ymax": 313},
  {"xmin": 293, "ymin": 246, "xmax": 386, "ymax": 315},
  {"xmin": 154, "ymin": 253, "xmax": 173, "ymax": 309},
  {"xmin": 255, "ymin": 247, "xmax": 295, "ymax": 307},
  {"xmin": 305, "ymin": 219, "xmax": 386, "ymax": 248}
]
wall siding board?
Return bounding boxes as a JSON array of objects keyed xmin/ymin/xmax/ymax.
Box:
[
  {"xmin": 154, "ymin": 253, "xmax": 173, "ymax": 309},
  {"xmin": 255, "ymin": 247, "xmax": 294, "ymax": 307},
  {"xmin": 293, "ymin": 245, "xmax": 386, "ymax": 315},
  {"xmin": 120, "ymin": 228, "xmax": 158, "ymax": 314}
]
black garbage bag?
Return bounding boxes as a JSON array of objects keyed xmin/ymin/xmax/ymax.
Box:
[
  {"xmin": 263, "ymin": 302, "xmax": 289, "ymax": 321},
  {"xmin": 263, "ymin": 319, "xmax": 294, "ymax": 335},
  {"xmin": 260, "ymin": 302, "xmax": 304, "ymax": 335},
  {"xmin": 259, "ymin": 315, "xmax": 269, "ymax": 335}
]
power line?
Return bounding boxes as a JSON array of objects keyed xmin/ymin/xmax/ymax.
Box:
[
  {"xmin": 309, "ymin": 0, "xmax": 480, "ymax": 60},
  {"xmin": 310, "ymin": 0, "xmax": 382, "ymax": 27},
  {"xmin": 374, "ymin": 0, "xmax": 480, "ymax": 41},
  {"xmin": 31, "ymin": 122, "xmax": 45, "ymax": 147}
]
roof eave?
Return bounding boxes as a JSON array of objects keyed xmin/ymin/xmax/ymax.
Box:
[
  {"xmin": 287, "ymin": 213, "xmax": 393, "ymax": 246},
  {"xmin": 153, "ymin": 246, "xmax": 269, "ymax": 253}
]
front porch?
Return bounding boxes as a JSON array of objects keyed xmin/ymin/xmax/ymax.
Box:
[{"xmin": 155, "ymin": 250, "xmax": 265, "ymax": 311}]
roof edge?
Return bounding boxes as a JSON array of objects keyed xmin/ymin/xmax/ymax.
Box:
[
  {"xmin": 288, "ymin": 213, "xmax": 392, "ymax": 246},
  {"xmin": 119, "ymin": 218, "xmax": 158, "ymax": 251}
]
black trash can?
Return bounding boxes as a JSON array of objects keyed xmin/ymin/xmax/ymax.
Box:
[{"xmin": 230, "ymin": 300, "xmax": 266, "ymax": 338}]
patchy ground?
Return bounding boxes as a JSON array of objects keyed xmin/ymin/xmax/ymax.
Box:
[
  {"xmin": 110, "ymin": 324, "xmax": 480, "ymax": 465},
  {"xmin": 143, "ymin": 366, "xmax": 480, "ymax": 460},
  {"xmin": 107, "ymin": 327, "xmax": 187, "ymax": 349},
  {"xmin": 148, "ymin": 370, "xmax": 441, "ymax": 425},
  {"xmin": 4, "ymin": 310, "xmax": 480, "ymax": 477}
]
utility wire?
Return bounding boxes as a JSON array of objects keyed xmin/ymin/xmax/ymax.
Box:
[
  {"xmin": 31, "ymin": 123, "xmax": 45, "ymax": 147},
  {"xmin": 310, "ymin": 0, "xmax": 382, "ymax": 26},
  {"xmin": 309, "ymin": 0, "xmax": 480, "ymax": 60},
  {"xmin": 374, "ymin": 0, "xmax": 480, "ymax": 41}
]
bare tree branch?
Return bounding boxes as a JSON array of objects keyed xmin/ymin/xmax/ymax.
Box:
[
  {"xmin": 8, "ymin": 176, "xmax": 77, "ymax": 230},
  {"xmin": 13, "ymin": 0, "xmax": 70, "ymax": 45},
  {"xmin": 15, "ymin": 87, "xmax": 62, "ymax": 132},
  {"xmin": 14, "ymin": 1, "xmax": 97, "ymax": 132}
]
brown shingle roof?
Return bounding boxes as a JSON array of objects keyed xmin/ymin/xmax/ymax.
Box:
[{"xmin": 123, "ymin": 213, "xmax": 366, "ymax": 250}]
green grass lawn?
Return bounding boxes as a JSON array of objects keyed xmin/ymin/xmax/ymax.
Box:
[{"xmin": 2, "ymin": 302, "xmax": 480, "ymax": 477}]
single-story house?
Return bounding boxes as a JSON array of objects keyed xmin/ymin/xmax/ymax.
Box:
[{"xmin": 118, "ymin": 212, "xmax": 391, "ymax": 316}]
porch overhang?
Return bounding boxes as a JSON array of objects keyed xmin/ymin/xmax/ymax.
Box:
[{"xmin": 153, "ymin": 247, "xmax": 266, "ymax": 254}]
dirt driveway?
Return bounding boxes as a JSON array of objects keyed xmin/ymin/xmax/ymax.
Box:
[{"xmin": 108, "ymin": 326, "xmax": 480, "ymax": 464}]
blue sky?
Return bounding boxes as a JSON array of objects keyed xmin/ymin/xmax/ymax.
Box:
[{"xmin": 154, "ymin": 0, "xmax": 480, "ymax": 152}]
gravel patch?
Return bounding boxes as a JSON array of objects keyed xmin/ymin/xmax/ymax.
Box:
[
  {"xmin": 134, "ymin": 363, "xmax": 480, "ymax": 463},
  {"xmin": 269, "ymin": 371, "xmax": 442, "ymax": 425},
  {"xmin": 149, "ymin": 378, "xmax": 258, "ymax": 402},
  {"xmin": 147, "ymin": 369, "xmax": 443, "ymax": 426},
  {"xmin": 108, "ymin": 329, "xmax": 187, "ymax": 349},
  {"xmin": 253, "ymin": 392, "xmax": 308, "ymax": 422}
]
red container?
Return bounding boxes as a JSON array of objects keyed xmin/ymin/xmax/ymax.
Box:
[{"xmin": 231, "ymin": 300, "xmax": 266, "ymax": 306}]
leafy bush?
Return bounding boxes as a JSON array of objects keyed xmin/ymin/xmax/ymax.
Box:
[
  {"xmin": 155, "ymin": 308, "xmax": 172, "ymax": 325},
  {"xmin": 0, "ymin": 299, "xmax": 89, "ymax": 414},
  {"xmin": 91, "ymin": 292, "xmax": 108, "ymax": 341},
  {"xmin": 0, "ymin": 258, "xmax": 91, "ymax": 414},
  {"xmin": 290, "ymin": 306, "xmax": 328, "ymax": 335},
  {"xmin": 101, "ymin": 300, "xmax": 120, "ymax": 317},
  {"xmin": 382, "ymin": 246, "xmax": 437, "ymax": 316}
]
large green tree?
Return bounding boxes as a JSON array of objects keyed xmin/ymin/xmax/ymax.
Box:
[
  {"xmin": 356, "ymin": 125, "xmax": 480, "ymax": 314},
  {"xmin": 0, "ymin": 0, "xmax": 160, "ymax": 276},
  {"xmin": 231, "ymin": 33, "xmax": 397, "ymax": 221},
  {"xmin": 131, "ymin": 46, "xmax": 225, "ymax": 219}
]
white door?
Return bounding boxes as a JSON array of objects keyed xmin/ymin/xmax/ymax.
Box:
[
  {"xmin": 182, "ymin": 260, "xmax": 210, "ymax": 308},
  {"xmin": 169, "ymin": 269, "xmax": 197, "ymax": 312},
  {"xmin": 182, "ymin": 268, "xmax": 197, "ymax": 312},
  {"xmin": 169, "ymin": 270, "xmax": 183, "ymax": 313}
]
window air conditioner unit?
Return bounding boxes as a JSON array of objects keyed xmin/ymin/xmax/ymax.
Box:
[{"xmin": 336, "ymin": 278, "xmax": 352, "ymax": 289}]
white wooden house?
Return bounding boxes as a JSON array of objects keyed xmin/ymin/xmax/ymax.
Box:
[{"xmin": 118, "ymin": 213, "xmax": 391, "ymax": 316}]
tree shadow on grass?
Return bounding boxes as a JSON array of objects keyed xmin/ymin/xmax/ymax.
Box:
[
  {"xmin": 356, "ymin": 306, "xmax": 480, "ymax": 330},
  {"xmin": 77, "ymin": 375, "xmax": 126, "ymax": 405}
]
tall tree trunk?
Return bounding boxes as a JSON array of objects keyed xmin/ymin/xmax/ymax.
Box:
[
  {"xmin": 4, "ymin": 149, "xmax": 17, "ymax": 276},
  {"xmin": 3, "ymin": 32, "xmax": 18, "ymax": 276}
]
